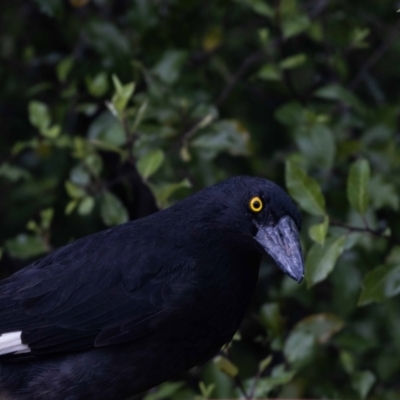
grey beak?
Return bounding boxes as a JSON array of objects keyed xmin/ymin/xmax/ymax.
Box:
[{"xmin": 255, "ymin": 216, "xmax": 304, "ymax": 283}]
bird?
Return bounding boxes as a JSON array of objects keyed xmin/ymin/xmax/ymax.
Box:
[{"xmin": 0, "ymin": 176, "xmax": 304, "ymax": 400}]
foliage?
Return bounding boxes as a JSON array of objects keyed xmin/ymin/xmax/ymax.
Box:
[{"xmin": 1, "ymin": 0, "xmax": 400, "ymax": 398}]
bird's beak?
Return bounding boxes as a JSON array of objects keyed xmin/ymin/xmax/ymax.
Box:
[{"xmin": 255, "ymin": 216, "xmax": 304, "ymax": 283}]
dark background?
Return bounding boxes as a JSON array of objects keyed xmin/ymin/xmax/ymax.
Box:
[{"xmin": 1, "ymin": 1, "xmax": 400, "ymax": 398}]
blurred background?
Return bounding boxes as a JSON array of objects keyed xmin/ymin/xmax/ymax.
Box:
[{"xmin": 1, "ymin": 0, "xmax": 400, "ymax": 398}]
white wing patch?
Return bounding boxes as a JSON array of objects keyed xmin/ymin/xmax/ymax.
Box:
[{"xmin": 0, "ymin": 332, "xmax": 30, "ymax": 355}]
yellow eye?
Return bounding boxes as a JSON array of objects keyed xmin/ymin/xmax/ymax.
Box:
[{"xmin": 249, "ymin": 196, "xmax": 263, "ymax": 212}]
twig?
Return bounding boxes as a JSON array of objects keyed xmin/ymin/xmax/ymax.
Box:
[
  {"xmin": 182, "ymin": 113, "xmax": 216, "ymax": 144},
  {"xmin": 220, "ymin": 349, "xmax": 251, "ymax": 400},
  {"xmin": 349, "ymin": 18, "xmax": 400, "ymax": 90},
  {"xmin": 247, "ymin": 368, "xmax": 263, "ymax": 399},
  {"xmin": 306, "ymin": 0, "xmax": 330, "ymax": 19},
  {"xmin": 330, "ymin": 219, "xmax": 383, "ymax": 236},
  {"xmin": 234, "ymin": 375, "xmax": 251, "ymax": 400},
  {"xmin": 214, "ymin": 0, "xmax": 329, "ymax": 109},
  {"xmin": 214, "ymin": 50, "xmax": 267, "ymax": 108},
  {"xmin": 320, "ymin": 7, "xmax": 340, "ymax": 84},
  {"xmin": 121, "ymin": 117, "xmax": 136, "ymax": 164},
  {"xmin": 274, "ymin": 0, "xmax": 307, "ymax": 105},
  {"xmin": 330, "ymin": 219, "xmax": 400, "ymax": 245}
]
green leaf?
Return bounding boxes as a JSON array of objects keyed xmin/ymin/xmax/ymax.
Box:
[
  {"xmin": 100, "ymin": 191, "xmax": 129, "ymax": 226},
  {"xmin": 295, "ymin": 124, "xmax": 336, "ymax": 170},
  {"xmin": 41, "ymin": 125, "xmax": 61, "ymax": 139},
  {"xmin": 275, "ymin": 102, "xmax": 304, "ymax": 126},
  {"xmin": 308, "ymin": 21, "xmax": 323, "ymax": 42},
  {"xmin": 76, "ymin": 103, "xmax": 98, "ymax": 116},
  {"xmin": 89, "ymin": 139, "xmax": 127, "ymax": 158},
  {"xmin": 153, "ymin": 50, "xmax": 188, "ymax": 85},
  {"xmin": 315, "ymin": 84, "xmax": 364, "ymax": 113},
  {"xmin": 111, "ymin": 75, "xmax": 135, "ymax": 114},
  {"xmin": 65, "ymin": 181, "xmax": 86, "ymax": 199},
  {"xmin": 26, "ymin": 82, "xmax": 53, "ymax": 98},
  {"xmin": 5, "ymin": 234, "xmax": 48, "ymax": 259},
  {"xmin": 258, "ymin": 28, "xmax": 270, "ymax": 45},
  {"xmin": 150, "ymin": 179, "xmax": 192, "ymax": 208},
  {"xmin": 202, "ymin": 362, "xmax": 233, "ymax": 399},
  {"xmin": 259, "ymin": 355, "xmax": 273, "ymax": 372},
  {"xmin": 285, "ymin": 160, "xmax": 325, "ymax": 216},
  {"xmin": 351, "ymin": 27, "xmax": 370, "ymax": 49},
  {"xmin": 233, "ymin": 0, "xmax": 273, "ymax": 17},
  {"xmin": 111, "ymin": 75, "xmax": 123, "ymax": 94},
  {"xmin": 305, "ymin": 236, "xmax": 346, "ymax": 287},
  {"xmin": 12, "ymin": 139, "xmax": 38, "ymax": 155},
  {"xmin": 284, "ymin": 330, "xmax": 315, "ymax": 367},
  {"xmin": 284, "ymin": 313, "xmax": 344, "ymax": 367},
  {"xmin": 143, "ymin": 382, "xmax": 185, "ymax": 400},
  {"xmin": 88, "ymin": 111, "xmax": 125, "ymax": 147},
  {"xmin": 250, "ymin": 364, "xmax": 295, "ymax": 397},
  {"xmin": 279, "ymin": 53, "xmax": 307, "ymax": 70},
  {"xmin": 78, "ymin": 196, "xmax": 95, "ymax": 216},
  {"xmin": 260, "ymin": 303, "xmax": 284, "ymax": 338},
  {"xmin": 352, "ymin": 371, "xmax": 376, "ymax": 399},
  {"xmin": 340, "ymin": 351, "xmax": 356, "ymax": 375},
  {"xmin": 191, "ymin": 120, "xmax": 249, "ymax": 160},
  {"xmin": 86, "ymin": 72, "xmax": 109, "ymax": 98},
  {"xmin": 84, "ymin": 21, "xmax": 130, "ymax": 59},
  {"xmin": 26, "ymin": 220, "xmax": 39, "ymax": 233},
  {"xmin": 137, "ymin": 149, "xmax": 165, "ymax": 180},
  {"xmin": 131, "ymin": 100, "xmax": 148, "ymax": 132},
  {"xmin": 213, "ymin": 356, "xmax": 238, "ymax": 377},
  {"xmin": 199, "ymin": 381, "xmax": 216, "ymax": 399},
  {"xmin": 247, "ymin": 0, "xmax": 273, "ymax": 16},
  {"xmin": 85, "ymin": 153, "xmax": 103, "ymax": 176},
  {"xmin": 28, "ymin": 101, "xmax": 51, "ymax": 132},
  {"xmin": 56, "ymin": 57, "xmax": 74, "ymax": 83},
  {"xmin": 387, "ymin": 246, "xmax": 400, "ymax": 264},
  {"xmin": 369, "ymin": 175, "xmax": 399, "ymax": 211},
  {"xmin": 0, "ymin": 163, "xmax": 30, "ymax": 182},
  {"xmin": 282, "ymin": 14, "xmax": 310, "ymax": 38},
  {"xmin": 347, "ymin": 159, "xmax": 370, "ymax": 214},
  {"xmin": 70, "ymin": 165, "xmax": 91, "ymax": 186},
  {"xmin": 65, "ymin": 200, "xmax": 78, "ymax": 215},
  {"xmin": 358, "ymin": 264, "xmax": 400, "ymax": 306},
  {"xmin": 309, "ymin": 216, "xmax": 329, "ymax": 245},
  {"xmin": 40, "ymin": 208, "xmax": 54, "ymax": 230},
  {"xmin": 294, "ymin": 313, "xmax": 345, "ymax": 344},
  {"xmin": 257, "ymin": 64, "xmax": 281, "ymax": 81},
  {"xmin": 33, "ymin": 0, "xmax": 63, "ymax": 17}
]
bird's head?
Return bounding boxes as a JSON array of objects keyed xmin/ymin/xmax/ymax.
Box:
[{"xmin": 195, "ymin": 176, "xmax": 304, "ymax": 283}]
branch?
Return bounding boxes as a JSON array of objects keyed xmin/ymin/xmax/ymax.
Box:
[
  {"xmin": 274, "ymin": 0, "xmax": 307, "ymax": 105},
  {"xmin": 247, "ymin": 367, "xmax": 264, "ymax": 400},
  {"xmin": 234, "ymin": 375, "xmax": 251, "ymax": 400},
  {"xmin": 121, "ymin": 117, "xmax": 136, "ymax": 164},
  {"xmin": 218, "ymin": 349, "xmax": 251, "ymax": 400},
  {"xmin": 306, "ymin": 0, "xmax": 330, "ymax": 19},
  {"xmin": 330, "ymin": 219, "xmax": 400, "ymax": 245},
  {"xmin": 214, "ymin": 50, "xmax": 267, "ymax": 108},
  {"xmin": 349, "ymin": 18, "xmax": 400, "ymax": 90}
]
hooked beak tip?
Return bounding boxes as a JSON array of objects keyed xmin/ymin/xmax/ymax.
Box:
[
  {"xmin": 294, "ymin": 272, "xmax": 304, "ymax": 284},
  {"xmin": 255, "ymin": 216, "xmax": 305, "ymax": 283}
]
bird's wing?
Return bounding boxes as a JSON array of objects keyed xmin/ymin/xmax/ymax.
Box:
[{"xmin": 0, "ymin": 222, "xmax": 196, "ymax": 357}]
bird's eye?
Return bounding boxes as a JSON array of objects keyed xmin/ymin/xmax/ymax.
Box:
[{"xmin": 249, "ymin": 196, "xmax": 263, "ymax": 213}]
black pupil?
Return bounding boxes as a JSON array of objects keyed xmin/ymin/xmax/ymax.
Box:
[{"xmin": 253, "ymin": 200, "xmax": 261, "ymax": 209}]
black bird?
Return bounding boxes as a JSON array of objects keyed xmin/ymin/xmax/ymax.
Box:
[{"xmin": 0, "ymin": 176, "xmax": 304, "ymax": 400}]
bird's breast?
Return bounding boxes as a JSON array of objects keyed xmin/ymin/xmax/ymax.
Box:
[{"xmin": 160, "ymin": 250, "xmax": 261, "ymax": 365}]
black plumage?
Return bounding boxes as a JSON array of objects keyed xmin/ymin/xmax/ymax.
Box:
[{"xmin": 0, "ymin": 176, "xmax": 304, "ymax": 400}]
